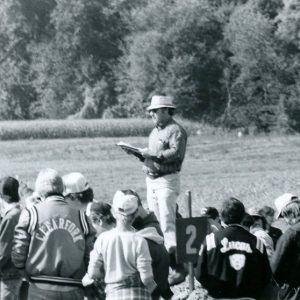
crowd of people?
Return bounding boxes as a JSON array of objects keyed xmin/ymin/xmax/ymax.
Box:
[
  {"xmin": 0, "ymin": 172, "xmax": 299, "ymax": 300},
  {"xmin": 0, "ymin": 95, "xmax": 299, "ymax": 300}
]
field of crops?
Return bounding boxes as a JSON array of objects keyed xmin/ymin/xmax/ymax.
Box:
[
  {"xmin": 1, "ymin": 133, "xmax": 300, "ymax": 218},
  {"xmin": 0, "ymin": 118, "xmax": 217, "ymax": 140}
]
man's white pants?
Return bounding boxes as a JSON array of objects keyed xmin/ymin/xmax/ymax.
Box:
[{"xmin": 146, "ymin": 173, "xmax": 180, "ymax": 252}]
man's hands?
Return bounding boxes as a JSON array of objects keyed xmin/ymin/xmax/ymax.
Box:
[{"xmin": 140, "ymin": 148, "xmax": 152, "ymax": 158}]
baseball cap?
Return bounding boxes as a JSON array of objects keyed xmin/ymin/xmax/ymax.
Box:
[
  {"xmin": 113, "ymin": 190, "xmax": 138, "ymax": 216},
  {"xmin": 63, "ymin": 172, "xmax": 90, "ymax": 195},
  {"xmin": 0, "ymin": 176, "xmax": 20, "ymax": 203},
  {"xmin": 274, "ymin": 193, "xmax": 298, "ymax": 219}
]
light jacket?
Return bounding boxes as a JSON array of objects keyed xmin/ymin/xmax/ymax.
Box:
[{"xmin": 12, "ymin": 195, "xmax": 95, "ymax": 288}]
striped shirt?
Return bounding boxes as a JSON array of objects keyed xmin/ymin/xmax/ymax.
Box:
[{"xmin": 143, "ymin": 118, "xmax": 187, "ymax": 178}]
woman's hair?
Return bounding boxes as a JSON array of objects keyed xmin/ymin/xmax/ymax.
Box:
[
  {"xmin": 201, "ymin": 206, "xmax": 219, "ymax": 220},
  {"xmin": 252, "ymin": 215, "xmax": 267, "ymax": 230},
  {"xmin": 241, "ymin": 213, "xmax": 254, "ymax": 229},
  {"xmin": 281, "ymin": 200, "xmax": 300, "ymax": 220},
  {"xmin": 259, "ymin": 206, "xmax": 275, "ymax": 218},
  {"xmin": 89, "ymin": 201, "xmax": 115, "ymax": 225},
  {"xmin": 69, "ymin": 187, "xmax": 94, "ymax": 204}
]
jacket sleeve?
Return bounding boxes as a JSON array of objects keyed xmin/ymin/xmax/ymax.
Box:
[
  {"xmin": 84, "ymin": 214, "xmax": 97, "ymax": 268},
  {"xmin": 157, "ymin": 127, "xmax": 187, "ymax": 163},
  {"xmin": 87, "ymin": 237, "xmax": 104, "ymax": 279},
  {"xmin": 271, "ymin": 230, "xmax": 294, "ymax": 285},
  {"xmin": 195, "ymin": 242, "xmax": 209, "ymax": 287},
  {"xmin": 136, "ymin": 236, "xmax": 157, "ymax": 293},
  {"xmin": 11, "ymin": 209, "xmax": 31, "ymax": 270},
  {"xmin": 0, "ymin": 217, "xmax": 13, "ymax": 271}
]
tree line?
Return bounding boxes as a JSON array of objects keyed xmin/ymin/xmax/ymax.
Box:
[{"xmin": 0, "ymin": 0, "xmax": 299, "ymax": 132}]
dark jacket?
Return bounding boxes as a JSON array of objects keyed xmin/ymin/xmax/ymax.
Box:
[
  {"xmin": 132, "ymin": 211, "xmax": 163, "ymax": 236},
  {"xmin": 133, "ymin": 212, "xmax": 173, "ymax": 299},
  {"xmin": 271, "ymin": 221, "xmax": 300, "ymax": 300},
  {"xmin": 0, "ymin": 204, "xmax": 22, "ymax": 280},
  {"xmin": 269, "ymin": 226, "xmax": 282, "ymax": 249},
  {"xmin": 196, "ymin": 224, "xmax": 272, "ymax": 299}
]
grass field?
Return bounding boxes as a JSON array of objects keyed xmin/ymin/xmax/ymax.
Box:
[{"xmin": 1, "ymin": 134, "xmax": 300, "ymax": 218}]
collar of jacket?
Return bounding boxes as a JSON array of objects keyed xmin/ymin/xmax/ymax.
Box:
[{"xmin": 44, "ymin": 195, "xmax": 65, "ymax": 202}]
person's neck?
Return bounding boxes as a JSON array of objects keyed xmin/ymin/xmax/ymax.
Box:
[{"xmin": 116, "ymin": 223, "xmax": 133, "ymax": 231}]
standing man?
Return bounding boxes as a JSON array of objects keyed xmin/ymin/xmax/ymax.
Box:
[
  {"xmin": 140, "ymin": 95, "xmax": 187, "ymax": 285},
  {"xmin": 12, "ymin": 168, "xmax": 95, "ymax": 300}
]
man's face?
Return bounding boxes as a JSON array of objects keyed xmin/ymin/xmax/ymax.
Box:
[{"xmin": 149, "ymin": 108, "xmax": 169, "ymax": 126}]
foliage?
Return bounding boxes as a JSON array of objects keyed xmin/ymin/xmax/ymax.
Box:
[{"xmin": 0, "ymin": 0, "xmax": 300, "ymax": 132}]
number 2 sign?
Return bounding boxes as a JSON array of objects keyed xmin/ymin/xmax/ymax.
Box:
[{"xmin": 176, "ymin": 217, "xmax": 209, "ymax": 263}]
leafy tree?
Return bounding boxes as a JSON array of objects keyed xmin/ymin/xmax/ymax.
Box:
[
  {"xmin": 223, "ymin": 1, "xmax": 287, "ymax": 130},
  {"xmin": 275, "ymin": 0, "xmax": 300, "ymax": 131},
  {"xmin": 115, "ymin": 0, "xmax": 227, "ymax": 121}
]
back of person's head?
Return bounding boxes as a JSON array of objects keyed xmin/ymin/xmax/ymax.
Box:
[
  {"xmin": 241, "ymin": 213, "xmax": 254, "ymax": 231},
  {"xmin": 0, "ymin": 176, "xmax": 20, "ymax": 203},
  {"xmin": 89, "ymin": 201, "xmax": 115, "ymax": 226},
  {"xmin": 221, "ymin": 197, "xmax": 245, "ymax": 225},
  {"xmin": 200, "ymin": 206, "xmax": 219, "ymax": 220},
  {"xmin": 259, "ymin": 206, "xmax": 275, "ymax": 218},
  {"xmin": 18, "ymin": 182, "xmax": 41, "ymax": 207},
  {"xmin": 19, "ymin": 182, "xmax": 33, "ymax": 200},
  {"xmin": 62, "ymin": 172, "xmax": 94, "ymax": 204},
  {"xmin": 35, "ymin": 168, "xmax": 64, "ymax": 198},
  {"xmin": 248, "ymin": 207, "xmax": 267, "ymax": 229}
]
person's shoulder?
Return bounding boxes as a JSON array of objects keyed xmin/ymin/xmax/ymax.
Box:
[
  {"xmin": 221, "ymin": 225, "xmax": 255, "ymax": 240},
  {"xmin": 167, "ymin": 119, "xmax": 187, "ymax": 135}
]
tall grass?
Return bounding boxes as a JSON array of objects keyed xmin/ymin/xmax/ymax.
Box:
[{"xmin": 0, "ymin": 118, "xmax": 221, "ymax": 140}]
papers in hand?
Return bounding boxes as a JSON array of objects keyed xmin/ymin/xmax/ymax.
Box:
[{"xmin": 117, "ymin": 141, "xmax": 144, "ymax": 161}]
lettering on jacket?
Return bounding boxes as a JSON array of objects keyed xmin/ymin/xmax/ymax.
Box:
[
  {"xmin": 35, "ymin": 218, "xmax": 83, "ymax": 243},
  {"xmin": 220, "ymin": 237, "xmax": 252, "ymax": 253}
]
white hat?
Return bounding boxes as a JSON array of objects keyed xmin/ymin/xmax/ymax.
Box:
[
  {"xmin": 63, "ymin": 172, "xmax": 90, "ymax": 195},
  {"xmin": 113, "ymin": 190, "xmax": 138, "ymax": 216},
  {"xmin": 35, "ymin": 168, "xmax": 64, "ymax": 197},
  {"xmin": 274, "ymin": 193, "xmax": 298, "ymax": 219},
  {"xmin": 147, "ymin": 95, "xmax": 176, "ymax": 111}
]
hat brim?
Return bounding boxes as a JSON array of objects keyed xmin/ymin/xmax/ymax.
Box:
[{"xmin": 147, "ymin": 104, "xmax": 176, "ymax": 111}]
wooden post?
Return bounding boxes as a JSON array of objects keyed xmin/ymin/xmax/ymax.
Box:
[{"xmin": 185, "ymin": 190, "xmax": 195, "ymax": 292}]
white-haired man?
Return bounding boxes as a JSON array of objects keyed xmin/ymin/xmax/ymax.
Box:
[
  {"xmin": 12, "ymin": 168, "xmax": 95, "ymax": 300},
  {"xmin": 140, "ymin": 95, "xmax": 187, "ymax": 285}
]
